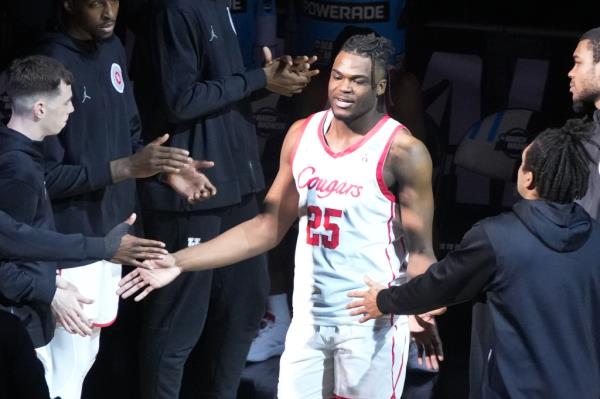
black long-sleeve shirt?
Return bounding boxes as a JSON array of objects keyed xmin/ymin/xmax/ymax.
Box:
[
  {"xmin": 132, "ymin": 0, "xmax": 266, "ymax": 212},
  {"xmin": 0, "ymin": 210, "xmax": 108, "ymax": 262}
]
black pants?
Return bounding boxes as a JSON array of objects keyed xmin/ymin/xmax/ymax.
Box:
[{"xmin": 140, "ymin": 195, "xmax": 269, "ymax": 399}]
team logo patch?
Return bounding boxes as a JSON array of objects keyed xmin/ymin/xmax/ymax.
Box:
[{"xmin": 110, "ymin": 63, "xmax": 125, "ymax": 93}]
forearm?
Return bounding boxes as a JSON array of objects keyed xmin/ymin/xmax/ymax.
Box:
[
  {"xmin": 165, "ymin": 69, "xmax": 266, "ymax": 122},
  {"xmin": 175, "ymin": 214, "xmax": 280, "ymax": 271},
  {"xmin": 0, "ymin": 216, "xmax": 107, "ymax": 262},
  {"xmin": 378, "ymin": 224, "xmax": 496, "ymax": 314},
  {"xmin": 45, "ymin": 162, "xmax": 113, "ymax": 198}
]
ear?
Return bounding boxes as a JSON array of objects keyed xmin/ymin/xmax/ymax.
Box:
[
  {"xmin": 376, "ymin": 79, "xmax": 387, "ymax": 96},
  {"xmin": 524, "ymin": 170, "xmax": 536, "ymax": 190},
  {"xmin": 32, "ymin": 100, "xmax": 45, "ymax": 120}
]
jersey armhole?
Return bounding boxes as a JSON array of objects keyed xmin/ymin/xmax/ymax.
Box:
[{"xmin": 289, "ymin": 114, "xmax": 315, "ymax": 169}]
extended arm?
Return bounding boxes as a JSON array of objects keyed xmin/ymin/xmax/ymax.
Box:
[
  {"xmin": 348, "ymin": 223, "xmax": 496, "ymax": 315},
  {"xmin": 117, "ymin": 119, "xmax": 307, "ymax": 299},
  {"xmin": 378, "ymin": 224, "xmax": 496, "ymax": 314},
  {"xmin": 0, "ymin": 209, "xmax": 106, "ymax": 261}
]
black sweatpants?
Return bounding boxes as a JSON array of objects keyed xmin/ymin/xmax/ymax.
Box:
[{"xmin": 140, "ymin": 195, "xmax": 269, "ymax": 399}]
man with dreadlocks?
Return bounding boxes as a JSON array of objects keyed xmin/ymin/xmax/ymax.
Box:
[
  {"xmin": 569, "ymin": 27, "xmax": 600, "ymax": 219},
  {"xmin": 117, "ymin": 34, "xmax": 438, "ymax": 398},
  {"xmin": 348, "ymin": 119, "xmax": 600, "ymax": 399}
]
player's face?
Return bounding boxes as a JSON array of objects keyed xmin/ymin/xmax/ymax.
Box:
[
  {"xmin": 328, "ymin": 51, "xmax": 384, "ymax": 124},
  {"xmin": 65, "ymin": 0, "xmax": 119, "ymax": 40},
  {"xmin": 42, "ymin": 81, "xmax": 74, "ymax": 136},
  {"xmin": 568, "ymin": 39, "xmax": 600, "ymax": 110}
]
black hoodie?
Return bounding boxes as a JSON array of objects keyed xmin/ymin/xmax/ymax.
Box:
[
  {"xmin": 37, "ymin": 32, "xmax": 142, "ymax": 236},
  {"xmin": 377, "ymin": 199, "xmax": 600, "ymax": 399},
  {"xmin": 0, "ymin": 126, "xmax": 57, "ymax": 348}
]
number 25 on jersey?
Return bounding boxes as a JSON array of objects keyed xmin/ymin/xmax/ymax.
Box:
[{"xmin": 306, "ymin": 206, "xmax": 342, "ymax": 249}]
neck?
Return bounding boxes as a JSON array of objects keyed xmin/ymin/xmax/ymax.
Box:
[
  {"xmin": 522, "ymin": 190, "xmax": 540, "ymax": 201},
  {"xmin": 7, "ymin": 116, "xmax": 45, "ymax": 141},
  {"xmin": 334, "ymin": 108, "xmax": 385, "ymax": 137}
]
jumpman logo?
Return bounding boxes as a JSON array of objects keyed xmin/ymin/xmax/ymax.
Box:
[
  {"xmin": 209, "ymin": 25, "xmax": 218, "ymax": 42},
  {"xmin": 82, "ymin": 86, "xmax": 92, "ymax": 103}
]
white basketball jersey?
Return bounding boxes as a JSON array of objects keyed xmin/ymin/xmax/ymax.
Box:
[{"xmin": 291, "ymin": 110, "xmax": 407, "ymax": 326}]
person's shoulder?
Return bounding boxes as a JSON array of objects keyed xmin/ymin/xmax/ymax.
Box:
[
  {"xmin": 162, "ymin": 0, "xmax": 203, "ymax": 14},
  {"xmin": 387, "ymin": 124, "xmax": 430, "ymax": 166}
]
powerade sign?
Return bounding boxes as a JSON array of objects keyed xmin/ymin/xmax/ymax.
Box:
[
  {"xmin": 303, "ymin": 0, "xmax": 390, "ymax": 22},
  {"xmin": 295, "ymin": 0, "xmax": 405, "ymax": 68}
]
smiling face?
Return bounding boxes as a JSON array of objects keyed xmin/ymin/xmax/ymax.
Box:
[
  {"xmin": 65, "ymin": 0, "xmax": 119, "ymax": 41},
  {"xmin": 327, "ymin": 51, "xmax": 386, "ymax": 124},
  {"xmin": 568, "ymin": 39, "xmax": 600, "ymax": 110}
]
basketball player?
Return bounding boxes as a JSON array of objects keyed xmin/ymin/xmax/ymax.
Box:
[{"xmin": 119, "ymin": 34, "xmax": 439, "ymax": 398}]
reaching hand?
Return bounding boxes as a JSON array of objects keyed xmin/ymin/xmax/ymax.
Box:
[
  {"xmin": 52, "ymin": 276, "xmax": 94, "ymax": 336},
  {"xmin": 111, "ymin": 134, "xmax": 192, "ymax": 182},
  {"xmin": 164, "ymin": 160, "xmax": 217, "ymax": 203},
  {"xmin": 346, "ymin": 276, "xmax": 386, "ymax": 323},
  {"xmin": 117, "ymin": 255, "xmax": 181, "ymax": 301},
  {"xmin": 408, "ymin": 314, "xmax": 444, "ymax": 370},
  {"xmin": 108, "ymin": 213, "xmax": 168, "ymax": 268},
  {"xmin": 262, "ymin": 47, "xmax": 319, "ymax": 97}
]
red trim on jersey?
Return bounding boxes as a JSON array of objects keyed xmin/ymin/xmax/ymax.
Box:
[
  {"xmin": 289, "ymin": 114, "xmax": 315, "ymax": 168},
  {"xmin": 390, "ymin": 326, "xmax": 408, "ymax": 398},
  {"xmin": 377, "ymin": 124, "xmax": 406, "ymax": 202},
  {"xmin": 331, "ymin": 395, "xmax": 352, "ymax": 399},
  {"xmin": 92, "ymin": 316, "xmax": 117, "ymax": 328},
  {"xmin": 319, "ymin": 110, "xmax": 390, "ymax": 158}
]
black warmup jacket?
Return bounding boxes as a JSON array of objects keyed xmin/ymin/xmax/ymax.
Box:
[
  {"xmin": 0, "ymin": 126, "xmax": 57, "ymax": 348},
  {"xmin": 577, "ymin": 109, "xmax": 600, "ymax": 219},
  {"xmin": 133, "ymin": 0, "xmax": 266, "ymax": 212},
  {"xmin": 38, "ymin": 32, "xmax": 142, "ymax": 236},
  {"xmin": 377, "ymin": 200, "xmax": 600, "ymax": 399}
]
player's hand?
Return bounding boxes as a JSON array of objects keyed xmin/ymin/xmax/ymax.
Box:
[
  {"xmin": 163, "ymin": 160, "xmax": 217, "ymax": 203},
  {"xmin": 52, "ymin": 276, "xmax": 94, "ymax": 336},
  {"xmin": 408, "ymin": 314, "xmax": 444, "ymax": 370},
  {"xmin": 263, "ymin": 47, "xmax": 319, "ymax": 97},
  {"xmin": 117, "ymin": 255, "xmax": 181, "ymax": 301},
  {"xmin": 108, "ymin": 213, "xmax": 168, "ymax": 268},
  {"xmin": 347, "ymin": 276, "xmax": 386, "ymax": 323},
  {"xmin": 111, "ymin": 134, "xmax": 192, "ymax": 182}
]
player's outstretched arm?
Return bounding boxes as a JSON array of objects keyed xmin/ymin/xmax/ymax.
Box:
[{"xmin": 117, "ymin": 119, "xmax": 307, "ymax": 300}]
